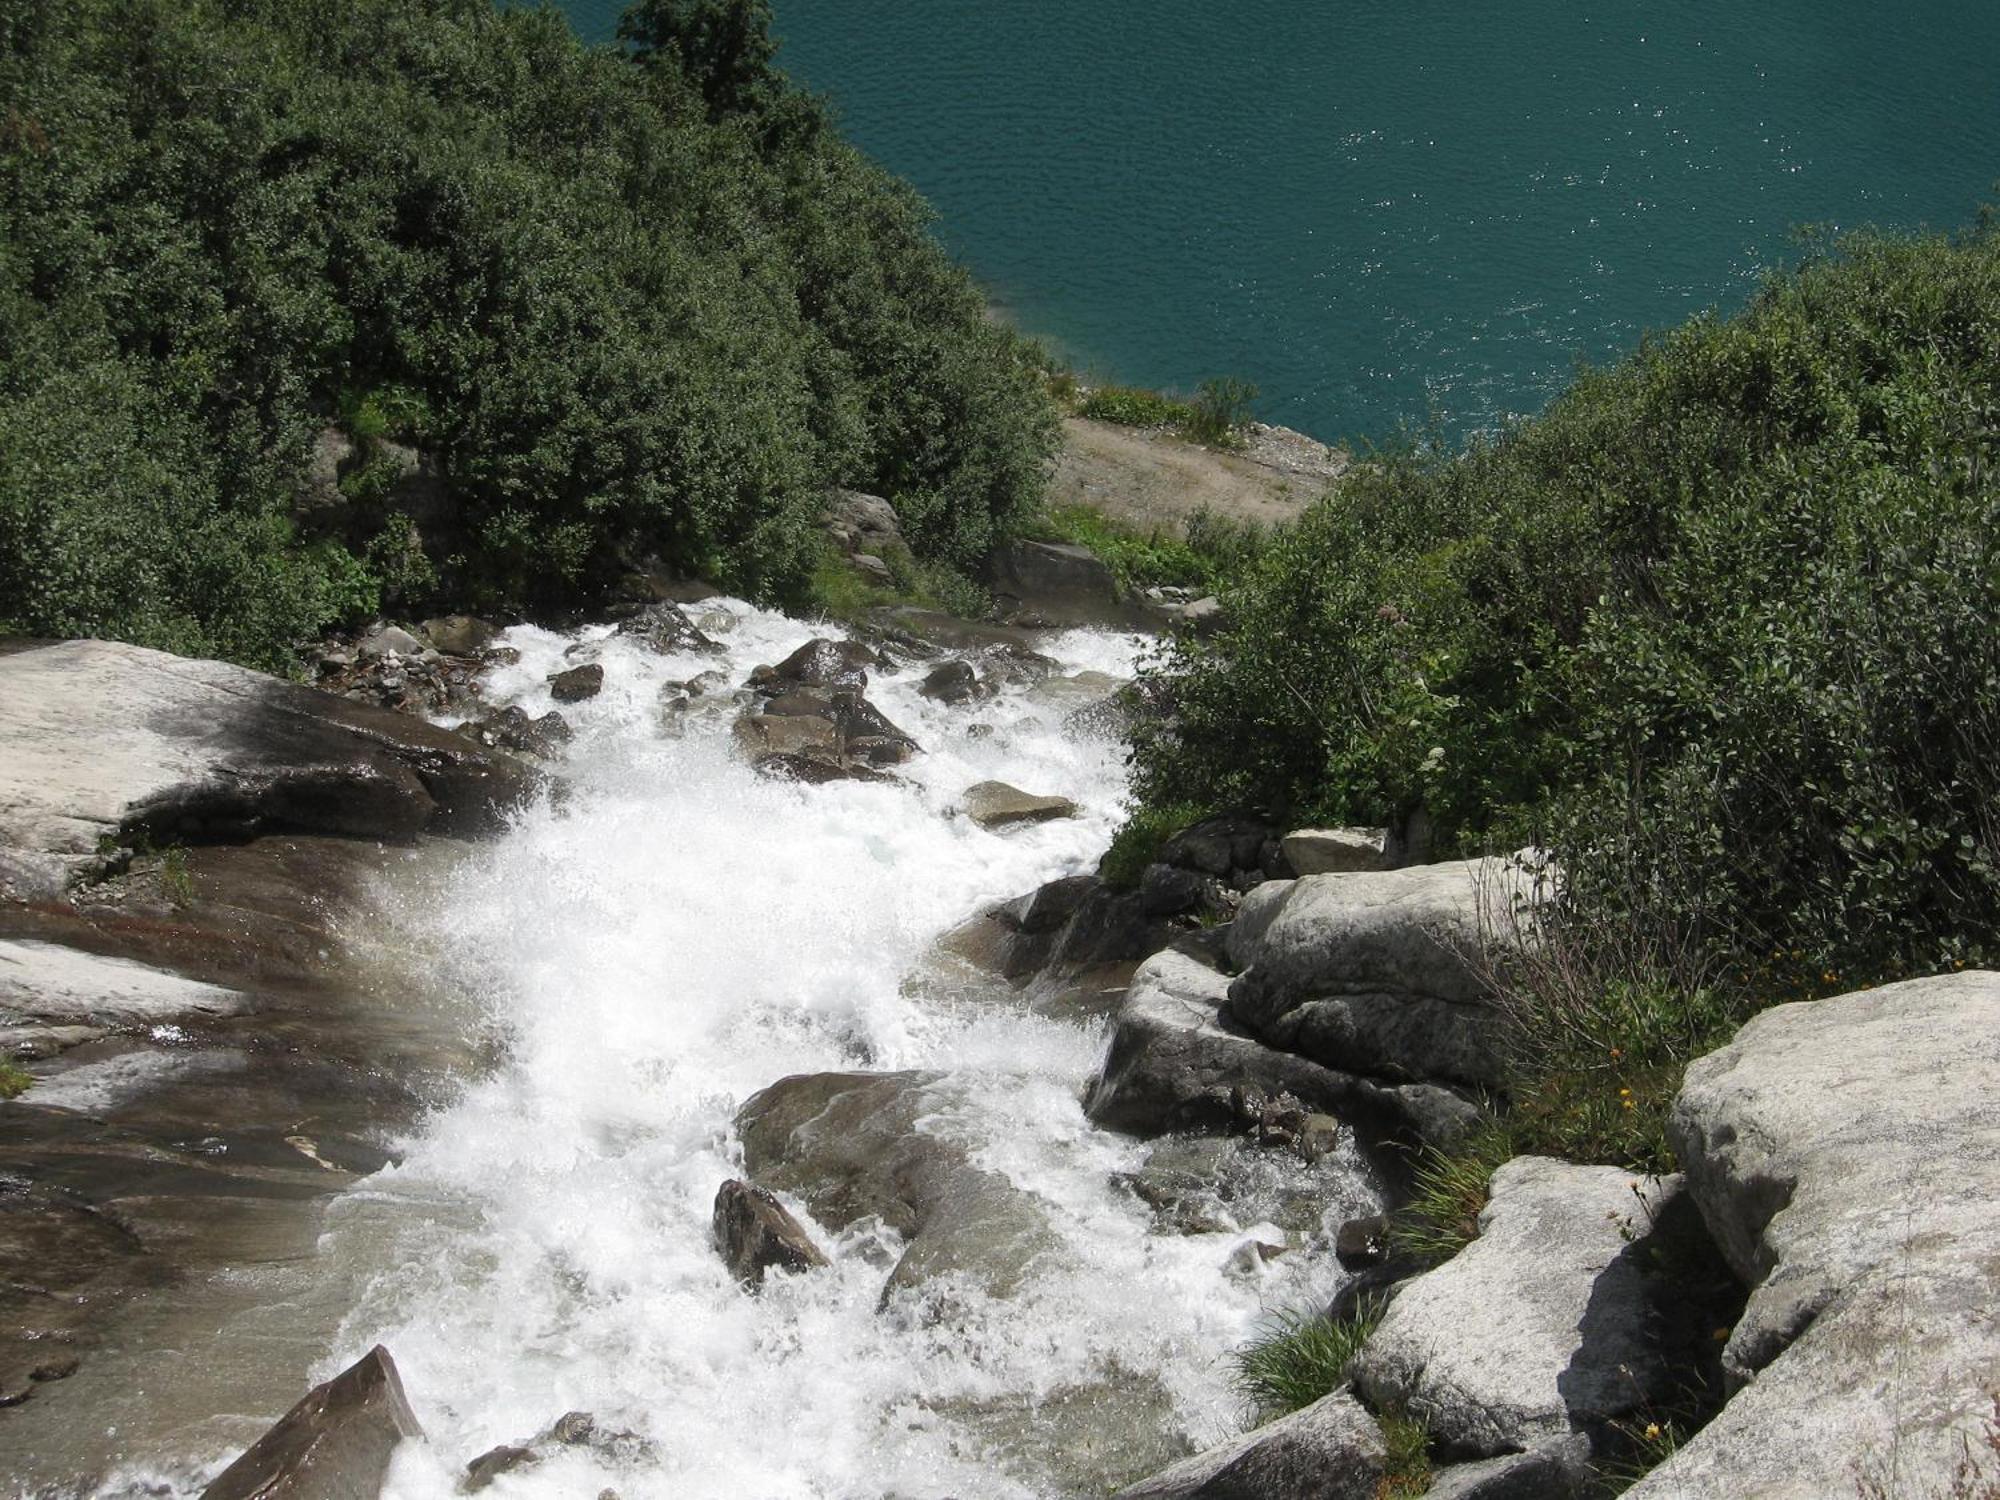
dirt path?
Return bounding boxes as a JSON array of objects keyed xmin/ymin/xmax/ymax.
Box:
[{"xmin": 1047, "ymin": 416, "xmax": 1348, "ymax": 535}]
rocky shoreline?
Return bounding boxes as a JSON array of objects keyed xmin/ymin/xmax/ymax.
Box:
[{"xmin": 4, "ymin": 555, "xmax": 1998, "ymax": 1499}]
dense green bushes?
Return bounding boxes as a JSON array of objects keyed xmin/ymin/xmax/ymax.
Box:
[
  {"xmin": 0, "ymin": 0, "xmax": 1055, "ymax": 669},
  {"xmin": 1134, "ymin": 225, "xmax": 2000, "ymax": 998}
]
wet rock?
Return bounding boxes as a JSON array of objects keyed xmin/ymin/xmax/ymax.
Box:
[
  {"xmin": 1334, "ymin": 1213, "xmax": 1391, "ymax": 1268},
  {"xmin": 200, "ymin": 1344, "xmax": 424, "ymax": 1500},
  {"xmin": 751, "ymin": 753, "xmax": 897, "ymax": 786},
  {"xmin": 0, "ymin": 1176, "xmax": 147, "ymax": 1408},
  {"xmin": 750, "ymin": 638, "xmax": 875, "ymax": 692},
  {"xmin": 1294, "ymin": 1113, "xmax": 1341, "ymax": 1163},
  {"xmin": 712, "ymin": 1179, "xmax": 830, "ymax": 1285},
  {"xmin": 734, "ymin": 713, "xmax": 840, "ymax": 761},
  {"xmin": 1118, "ymin": 1132, "xmax": 1388, "ymax": 1239},
  {"xmin": 825, "ymin": 692, "xmax": 918, "ymax": 757},
  {"xmin": 962, "ymin": 781, "xmax": 1079, "ymax": 830},
  {"xmin": 1279, "ymin": 827, "xmax": 1387, "ymax": 875},
  {"xmin": 420, "ymin": 615, "xmax": 500, "ymax": 656},
  {"xmin": 1084, "ymin": 950, "xmax": 1481, "ymax": 1148},
  {"xmin": 460, "ymin": 1410, "xmax": 654, "ymax": 1493},
  {"xmin": 0, "ymin": 641, "xmax": 534, "ymax": 880},
  {"xmin": 1108, "ymin": 1389, "xmax": 1385, "ymax": 1500},
  {"xmin": 737, "ymin": 1071, "xmax": 1051, "ymax": 1301},
  {"xmin": 1351, "ymin": 1157, "xmax": 1684, "ymax": 1472},
  {"xmin": 462, "ymin": 705, "xmax": 572, "ymax": 760},
  {"xmin": 1627, "ymin": 973, "xmax": 2000, "ymax": 1500},
  {"xmin": 761, "ymin": 687, "xmax": 838, "ymax": 718},
  {"xmin": 547, "ymin": 663, "xmax": 604, "ymax": 703},
  {"xmin": 613, "ymin": 601, "xmax": 719, "ymax": 656},
  {"xmin": 1225, "ymin": 859, "xmax": 1550, "ymax": 1090},
  {"xmin": 0, "ymin": 939, "xmax": 247, "ymax": 1028},
  {"xmin": 918, "ymin": 658, "xmax": 987, "ymax": 705}
]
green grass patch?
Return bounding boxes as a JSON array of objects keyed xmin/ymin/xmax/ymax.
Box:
[
  {"xmin": 1078, "ymin": 385, "xmax": 1191, "ymax": 428},
  {"xmin": 804, "ymin": 543, "xmax": 991, "ymax": 624},
  {"xmin": 1231, "ymin": 1298, "xmax": 1385, "ymax": 1420},
  {"xmin": 1377, "ymin": 1408, "xmax": 1435, "ymax": 1498},
  {"xmin": 1388, "ymin": 1123, "xmax": 1516, "ymax": 1263},
  {"xmin": 1030, "ymin": 503, "xmax": 1268, "ymax": 597},
  {"xmin": 0, "ymin": 1061, "xmax": 31, "ymax": 1100},
  {"xmin": 1098, "ymin": 800, "xmax": 1214, "ymax": 890}
]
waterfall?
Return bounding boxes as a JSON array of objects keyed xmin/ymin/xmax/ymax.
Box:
[{"xmin": 183, "ymin": 601, "xmax": 1373, "ymax": 1498}]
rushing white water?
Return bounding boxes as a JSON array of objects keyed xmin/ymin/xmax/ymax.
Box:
[{"xmin": 206, "ymin": 603, "xmax": 1377, "ymax": 1498}]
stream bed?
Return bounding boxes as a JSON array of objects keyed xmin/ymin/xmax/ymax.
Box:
[{"xmin": 80, "ymin": 601, "xmax": 1382, "ymax": 1499}]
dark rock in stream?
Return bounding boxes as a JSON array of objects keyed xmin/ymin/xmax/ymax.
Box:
[
  {"xmin": 712, "ymin": 1179, "xmax": 829, "ymax": 1284},
  {"xmin": 461, "ymin": 1410, "xmax": 656, "ymax": 1492},
  {"xmin": 750, "ymin": 637, "xmax": 876, "ymax": 692},
  {"xmin": 200, "ymin": 1345, "xmax": 424, "ymax": 1500},
  {"xmin": 735, "ymin": 1071, "xmax": 1053, "ymax": 1303},
  {"xmin": 612, "ymin": 600, "xmax": 719, "ymax": 656},
  {"xmin": 548, "ymin": 662, "xmax": 604, "ymax": 702}
]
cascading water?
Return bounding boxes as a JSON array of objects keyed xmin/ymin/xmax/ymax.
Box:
[{"xmin": 135, "ymin": 601, "xmax": 1385, "ymax": 1498}]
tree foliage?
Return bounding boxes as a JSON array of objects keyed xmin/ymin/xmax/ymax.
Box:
[
  {"xmin": 1134, "ymin": 226, "xmax": 2000, "ymax": 982},
  {"xmin": 0, "ymin": 0, "xmax": 1055, "ymax": 669}
]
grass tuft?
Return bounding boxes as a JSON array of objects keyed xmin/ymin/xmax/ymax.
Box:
[
  {"xmin": 1231, "ymin": 1297, "xmax": 1385, "ymax": 1421},
  {"xmin": 0, "ymin": 1061, "xmax": 32, "ymax": 1100}
]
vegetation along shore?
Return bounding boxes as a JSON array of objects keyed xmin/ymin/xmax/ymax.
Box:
[{"xmin": 2, "ymin": 0, "xmax": 1997, "ymax": 1495}]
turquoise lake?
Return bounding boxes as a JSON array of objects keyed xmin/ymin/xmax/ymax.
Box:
[{"xmin": 558, "ymin": 2, "xmax": 2000, "ymax": 443}]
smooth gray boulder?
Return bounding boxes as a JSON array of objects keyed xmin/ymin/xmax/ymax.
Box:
[
  {"xmin": 1107, "ymin": 1389, "xmax": 1385, "ymax": 1500},
  {"xmin": 1224, "ymin": 859, "xmax": 1546, "ymax": 1090},
  {"xmin": 962, "ymin": 781, "xmax": 1079, "ymax": 830},
  {"xmin": 1424, "ymin": 1452, "xmax": 1571, "ymax": 1499},
  {"xmin": 1626, "ymin": 973, "xmax": 2000, "ymax": 1500},
  {"xmin": 1279, "ymin": 827, "xmax": 1386, "ymax": 875},
  {"xmin": 1084, "ymin": 949, "xmax": 1481, "ymax": 1147},
  {"xmin": 1351, "ymin": 1156, "xmax": 1683, "ymax": 1468},
  {"xmin": 200, "ymin": 1345, "xmax": 423, "ymax": 1500},
  {"xmin": 736, "ymin": 1071, "xmax": 1052, "ymax": 1301},
  {"xmin": 0, "ymin": 939, "xmax": 247, "ymax": 1034},
  {"xmin": 0, "ymin": 640, "xmax": 534, "ymax": 888}
]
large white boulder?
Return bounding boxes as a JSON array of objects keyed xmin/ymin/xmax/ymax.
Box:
[
  {"xmin": 0, "ymin": 640, "xmax": 534, "ymax": 891},
  {"xmin": 1224, "ymin": 859, "xmax": 1545, "ymax": 1089},
  {"xmin": 1351, "ymin": 1157, "xmax": 1683, "ymax": 1469},
  {"xmin": 1627, "ymin": 973, "xmax": 2000, "ymax": 1499}
]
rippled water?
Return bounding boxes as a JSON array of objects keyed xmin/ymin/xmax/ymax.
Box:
[
  {"xmin": 560, "ymin": 0, "xmax": 2000, "ymax": 441},
  {"xmin": 85, "ymin": 604, "xmax": 1385, "ymax": 1498}
]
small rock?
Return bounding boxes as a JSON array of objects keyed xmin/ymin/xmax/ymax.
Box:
[
  {"xmin": 918, "ymin": 659, "xmax": 987, "ymax": 705},
  {"xmin": 753, "ymin": 753, "xmax": 896, "ymax": 786},
  {"xmin": 547, "ymin": 664, "xmax": 604, "ymax": 703},
  {"xmin": 750, "ymin": 638, "xmax": 875, "ymax": 692},
  {"xmin": 962, "ymin": 781, "xmax": 1079, "ymax": 830},
  {"xmin": 734, "ymin": 713, "xmax": 840, "ymax": 760},
  {"xmin": 462, "ymin": 1443, "xmax": 537, "ymax": 1492},
  {"xmin": 358, "ymin": 624, "xmax": 426, "ymax": 660},
  {"xmin": 614, "ymin": 601, "xmax": 719, "ymax": 655},
  {"xmin": 850, "ymin": 553, "xmax": 893, "ymax": 585},
  {"xmin": 1335, "ymin": 1213, "xmax": 1390, "ymax": 1268},
  {"xmin": 1295, "ymin": 1113, "xmax": 1341, "ymax": 1163},
  {"xmin": 712, "ymin": 1179, "xmax": 831, "ymax": 1285}
]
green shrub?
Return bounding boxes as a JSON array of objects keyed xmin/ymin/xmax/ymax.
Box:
[
  {"xmin": 1098, "ymin": 799, "xmax": 1213, "ymax": 889},
  {"xmin": 1080, "ymin": 384, "xmax": 1191, "ymax": 428},
  {"xmin": 1031, "ymin": 503, "xmax": 1269, "ymax": 596},
  {"xmin": 1184, "ymin": 377, "xmax": 1259, "ymax": 449},
  {"xmin": 1231, "ymin": 1298, "xmax": 1384, "ymax": 1420},
  {"xmin": 1132, "ymin": 224, "xmax": 2000, "ymax": 995},
  {"xmin": 0, "ymin": 0, "xmax": 1056, "ymax": 667},
  {"xmin": 0, "ymin": 1061, "xmax": 30, "ymax": 1100}
]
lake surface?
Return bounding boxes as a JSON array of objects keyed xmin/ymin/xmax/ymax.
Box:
[{"xmin": 557, "ymin": 1, "xmax": 2000, "ymax": 443}]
